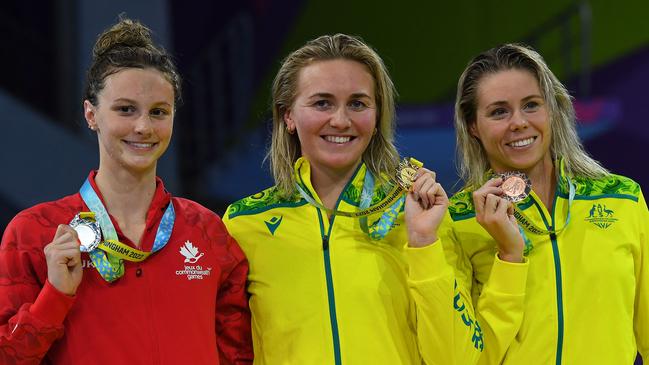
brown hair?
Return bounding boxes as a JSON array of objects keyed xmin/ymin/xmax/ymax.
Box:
[{"xmin": 83, "ymin": 16, "xmax": 181, "ymax": 106}]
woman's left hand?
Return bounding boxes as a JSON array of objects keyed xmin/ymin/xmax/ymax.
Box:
[{"xmin": 404, "ymin": 167, "xmax": 449, "ymax": 247}]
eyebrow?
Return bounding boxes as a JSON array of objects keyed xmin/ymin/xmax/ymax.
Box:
[
  {"xmin": 112, "ymin": 98, "xmax": 172, "ymax": 107},
  {"xmin": 307, "ymin": 92, "xmax": 372, "ymax": 99},
  {"xmin": 485, "ymin": 94, "xmax": 543, "ymax": 108}
]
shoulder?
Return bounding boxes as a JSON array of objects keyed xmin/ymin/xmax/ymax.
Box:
[
  {"xmin": 572, "ymin": 173, "xmax": 641, "ymax": 201},
  {"xmin": 11, "ymin": 194, "xmax": 81, "ymax": 227},
  {"xmin": 170, "ymin": 196, "xmax": 227, "ymax": 232},
  {"xmin": 448, "ymin": 189, "xmax": 477, "ymax": 222},
  {"xmin": 224, "ymin": 186, "xmax": 306, "ymax": 220},
  {"xmin": 172, "ymin": 197, "xmax": 220, "ymax": 219},
  {"xmin": 2, "ymin": 194, "xmax": 80, "ymax": 248}
]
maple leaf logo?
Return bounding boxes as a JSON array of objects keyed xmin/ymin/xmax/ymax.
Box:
[{"xmin": 179, "ymin": 241, "xmax": 204, "ymax": 263}]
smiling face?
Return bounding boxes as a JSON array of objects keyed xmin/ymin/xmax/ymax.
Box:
[
  {"xmin": 470, "ymin": 68, "xmax": 552, "ymax": 175},
  {"xmin": 284, "ymin": 59, "xmax": 377, "ymax": 178},
  {"xmin": 84, "ymin": 67, "xmax": 174, "ymax": 176}
]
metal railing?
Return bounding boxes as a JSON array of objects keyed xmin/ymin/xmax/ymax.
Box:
[{"xmin": 523, "ymin": 1, "xmax": 592, "ymax": 97}]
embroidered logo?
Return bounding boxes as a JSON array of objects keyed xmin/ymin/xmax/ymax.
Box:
[
  {"xmin": 176, "ymin": 241, "xmax": 211, "ymax": 281},
  {"xmin": 585, "ymin": 204, "xmax": 618, "ymax": 229},
  {"xmin": 264, "ymin": 216, "xmax": 283, "ymax": 235},
  {"xmin": 179, "ymin": 240, "xmax": 204, "ymax": 263}
]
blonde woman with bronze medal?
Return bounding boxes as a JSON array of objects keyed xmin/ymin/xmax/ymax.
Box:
[
  {"xmin": 446, "ymin": 44, "xmax": 649, "ymax": 364},
  {"xmin": 223, "ymin": 34, "xmax": 482, "ymax": 364},
  {"xmin": 0, "ymin": 17, "xmax": 253, "ymax": 364}
]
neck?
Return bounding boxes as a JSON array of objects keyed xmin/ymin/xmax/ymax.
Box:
[
  {"xmin": 525, "ymin": 156, "xmax": 556, "ymax": 209},
  {"xmin": 310, "ymin": 163, "xmax": 358, "ymax": 211},
  {"xmin": 95, "ymin": 165, "xmax": 157, "ymax": 229}
]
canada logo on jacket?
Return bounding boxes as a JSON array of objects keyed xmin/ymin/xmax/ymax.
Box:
[{"xmin": 175, "ymin": 240, "xmax": 211, "ymax": 280}]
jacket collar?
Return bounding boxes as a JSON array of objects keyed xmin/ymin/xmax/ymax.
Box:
[{"xmin": 293, "ymin": 157, "xmax": 394, "ymax": 207}]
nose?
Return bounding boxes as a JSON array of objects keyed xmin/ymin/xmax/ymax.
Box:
[
  {"xmin": 134, "ymin": 114, "xmax": 153, "ymax": 135},
  {"xmin": 329, "ymin": 107, "xmax": 352, "ymax": 129},
  {"xmin": 509, "ymin": 109, "xmax": 528, "ymax": 131}
]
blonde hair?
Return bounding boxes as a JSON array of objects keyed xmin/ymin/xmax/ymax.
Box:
[
  {"xmin": 454, "ymin": 43, "xmax": 608, "ymax": 189},
  {"xmin": 269, "ymin": 34, "xmax": 399, "ymax": 197}
]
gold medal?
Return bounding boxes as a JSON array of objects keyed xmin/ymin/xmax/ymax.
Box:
[
  {"xmin": 69, "ymin": 212, "xmax": 102, "ymax": 252},
  {"xmin": 397, "ymin": 158, "xmax": 423, "ymax": 190},
  {"xmin": 497, "ymin": 171, "xmax": 531, "ymax": 203}
]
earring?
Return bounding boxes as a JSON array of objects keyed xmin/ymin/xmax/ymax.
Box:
[
  {"xmin": 88, "ymin": 124, "xmax": 96, "ymax": 131},
  {"xmin": 287, "ymin": 126, "xmax": 295, "ymax": 135}
]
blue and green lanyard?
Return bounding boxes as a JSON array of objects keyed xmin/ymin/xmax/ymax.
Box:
[
  {"xmin": 295, "ymin": 171, "xmax": 405, "ymax": 240},
  {"xmin": 515, "ymin": 175, "xmax": 575, "ymax": 255},
  {"xmin": 79, "ymin": 179, "xmax": 175, "ymax": 281}
]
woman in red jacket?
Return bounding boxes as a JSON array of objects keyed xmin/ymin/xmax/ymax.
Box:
[{"xmin": 0, "ymin": 17, "xmax": 252, "ymax": 364}]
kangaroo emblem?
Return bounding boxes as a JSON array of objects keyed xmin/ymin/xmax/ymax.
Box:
[
  {"xmin": 588, "ymin": 205, "xmax": 596, "ymax": 218},
  {"xmin": 585, "ymin": 204, "xmax": 617, "ymax": 229}
]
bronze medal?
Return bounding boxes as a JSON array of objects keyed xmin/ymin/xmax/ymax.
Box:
[
  {"xmin": 498, "ymin": 171, "xmax": 531, "ymax": 203},
  {"xmin": 69, "ymin": 213, "xmax": 102, "ymax": 252}
]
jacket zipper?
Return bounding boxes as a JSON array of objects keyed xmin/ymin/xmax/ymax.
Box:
[
  {"xmin": 549, "ymin": 231, "xmax": 563, "ymax": 365},
  {"xmin": 306, "ymin": 162, "xmax": 361, "ymax": 364},
  {"xmin": 534, "ymin": 194, "xmax": 564, "ymax": 365},
  {"xmin": 319, "ymin": 213, "xmax": 342, "ymax": 365},
  {"xmin": 549, "ymin": 191, "xmax": 564, "ymax": 365}
]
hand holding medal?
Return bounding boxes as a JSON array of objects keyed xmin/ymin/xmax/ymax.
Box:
[
  {"xmin": 69, "ymin": 212, "xmax": 102, "ymax": 252},
  {"xmin": 404, "ymin": 162, "xmax": 449, "ymax": 248},
  {"xmin": 472, "ymin": 174, "xmax": 528, "ymax": 262},
  {"xmin": 43, "ymin": 224, "xmax": 84, "ymax": 295},
  {"xmin": 498, "ymin": 171, "xmax": 532, "ymax": 203}
]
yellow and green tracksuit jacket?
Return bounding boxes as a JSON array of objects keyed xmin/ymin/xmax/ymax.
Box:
[
  {"xmin": 223, "ymin": 157, "xmax": 483, "ymax": 364},
  {"xmin": 443, "ymin": 166, "xmax": 649, "ymax": 365}
]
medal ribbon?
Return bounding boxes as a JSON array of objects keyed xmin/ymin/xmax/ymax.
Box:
[
  {"xmin": 294, "ymin": 157, "xmax": 421, "ymax": 219},
  {"xmin": 513, "ymin": 175, "xmax": 575, "ymax": 255},
  {"xmin": 296, "ymin": 158, "xmax": 423, "ymax": 239},
  {"xmin": 295, "ymin": 182, "xmax": 405, "ymax": 218},
  {"xmin": 358, "ymin": 171, "xmax": 405, "ymax": 240},
  {"xmin": 79, "ymin": 178, "xmax": 175, "ymax": 282}
]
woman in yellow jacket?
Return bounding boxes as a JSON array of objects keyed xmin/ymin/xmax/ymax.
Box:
[
  {"xmin": 445, "ymin": 43, "xmax": 649, "ymax": 364},
  {"xmin": 223, "ymin": 34, "xmax": 482, "ymax": 364}
]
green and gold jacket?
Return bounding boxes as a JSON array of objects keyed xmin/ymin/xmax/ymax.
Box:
[
  {"xmin": 224, "ymin": 157, "xmax": 483, "ymax": 365},
  {"xmin": 444, "ymin": 164, "xmax": 649, "ymax": 365}
]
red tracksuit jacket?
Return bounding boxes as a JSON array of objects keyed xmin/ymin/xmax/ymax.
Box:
[{"xmin": 0, "ymin": 172, "xmax": 253, "ymax": 364}]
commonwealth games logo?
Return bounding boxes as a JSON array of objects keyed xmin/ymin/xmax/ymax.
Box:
[{"xmin": 585, "ymin": 204, "xmax": 618, "ymax": 229}]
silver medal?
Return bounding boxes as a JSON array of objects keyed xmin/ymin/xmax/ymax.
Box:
[{"xmin": 69, "ymin": 213, "xmax": 101, "ymax": 252}]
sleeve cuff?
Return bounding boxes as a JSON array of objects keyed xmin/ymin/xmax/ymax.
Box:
[
  {"xmin": 29, "ymin": 280, "xmax": 76, "ymax": 326},
  {"xmin": 404, "ymin": 238, "xmax": 449, "ymax": 281},
  {"xmin": 484, "ymin": 253, "xmax": 529, "ymax": 295}
]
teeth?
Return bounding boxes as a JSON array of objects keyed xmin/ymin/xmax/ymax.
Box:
[
  {"xmin": 127, "ymin": 142, "xmax": 154, "ymax": 148},
  {"xmin": 324, "ymin": 136, "xmax": 351, "ymax": 144},
  {"xmin": 509, "ymin": 137, "xmax": 534, "ymax": 147}
]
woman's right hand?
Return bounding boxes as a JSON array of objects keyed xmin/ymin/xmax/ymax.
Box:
[
  {"xmin": 473, "ymin": 178, "xmax": 525, "ymax": 263},
  {"xmin": 44, "ymin": 224, "xmax": 83, "ymax": 295}
]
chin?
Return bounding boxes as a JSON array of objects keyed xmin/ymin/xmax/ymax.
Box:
[
  {"xmin": 123, "ymin": 159, "xmax": 158, "ymax": 173},
  {"xmin": 326, "ymin": 157, "xmax": 362, "ymax": 170},
  {"xmin": 506, "ymin": 159, "xmax": 544, "ymax": 172}
]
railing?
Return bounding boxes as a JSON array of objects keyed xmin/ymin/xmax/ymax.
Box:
[
  {"xmin": 523, "ymin": 1, "xmax": 592, "ymax": 98},
  {"xmin": 176, "ymin": 13, "xmax": 256, "ymax": 194}
]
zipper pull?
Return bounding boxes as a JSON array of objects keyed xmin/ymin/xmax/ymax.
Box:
[{"xmin": 322, "ymin": 236, "xmax": 329, "ymax": 250}]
